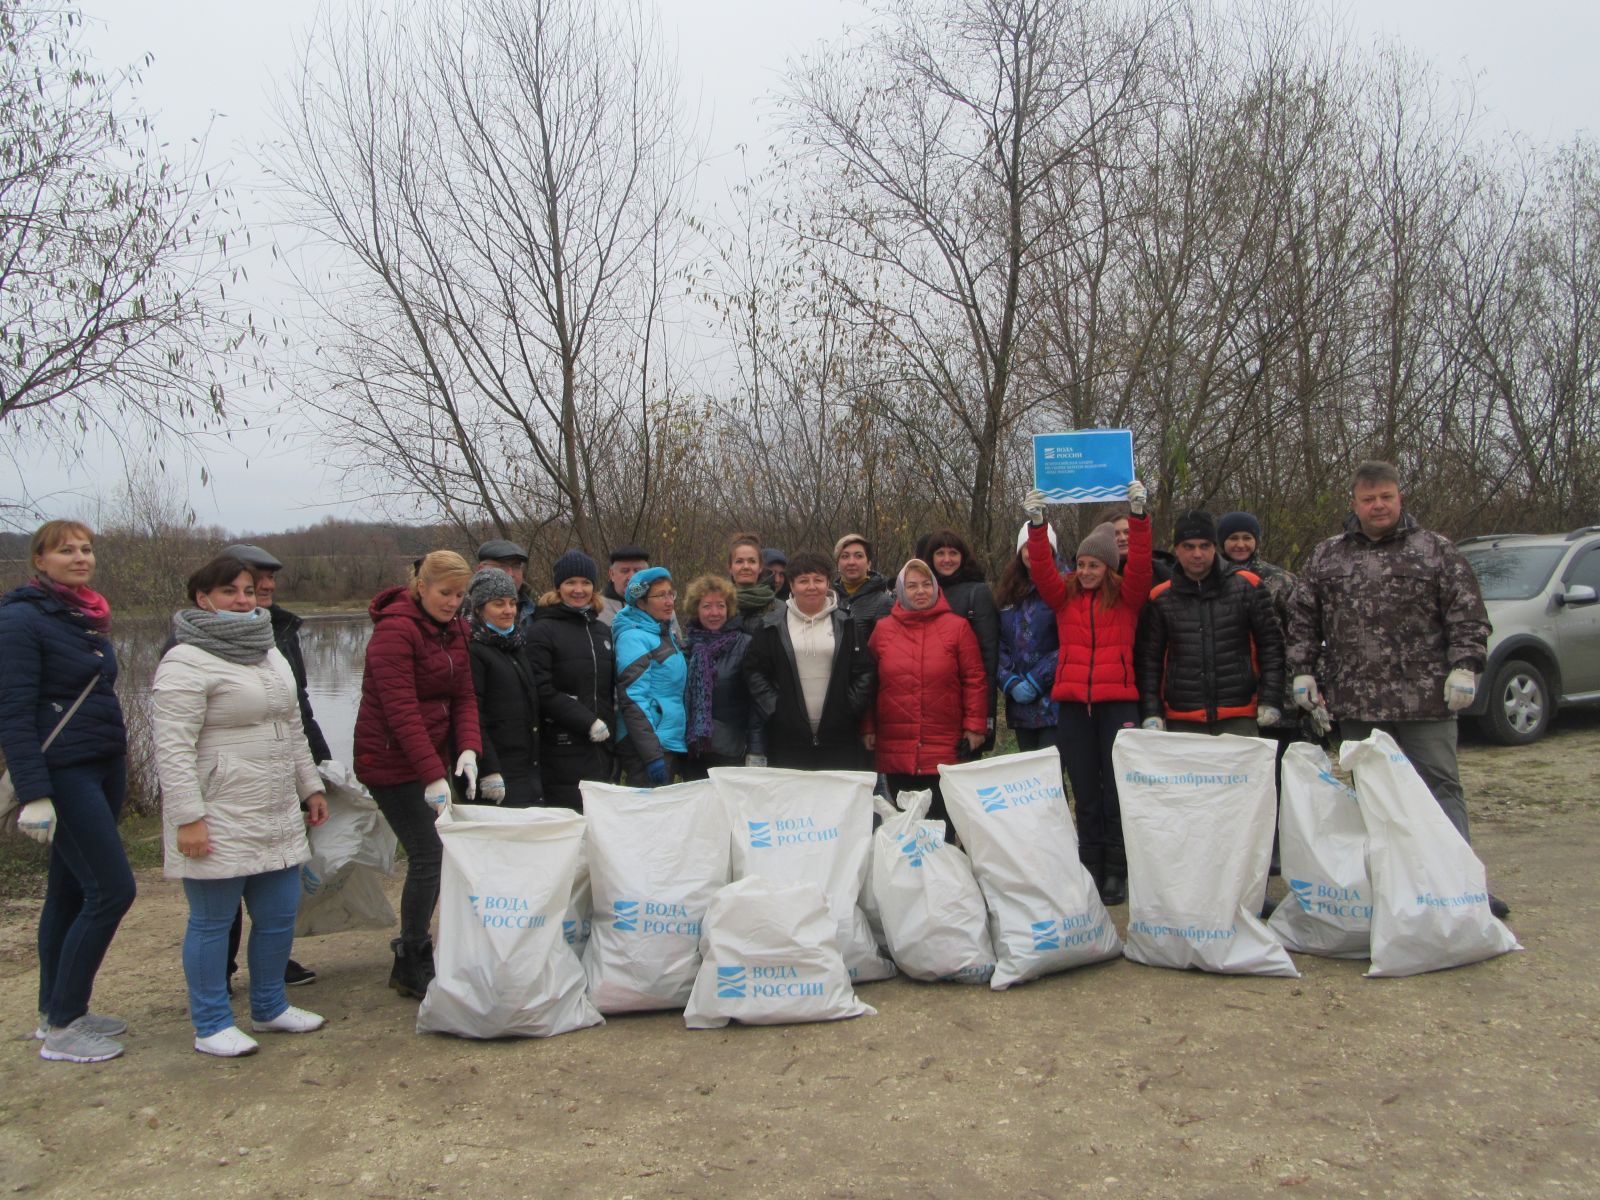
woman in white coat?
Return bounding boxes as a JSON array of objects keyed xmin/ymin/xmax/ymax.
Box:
[{"xmin": 152, "ymin": 555, "xmax": 330, "ymax": 1057}]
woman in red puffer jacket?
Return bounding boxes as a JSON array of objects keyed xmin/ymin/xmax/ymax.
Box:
[
  {"xmin": 865, "ymin": 559, "xmax": 987, "ymax": 827},
  {"xmin": 353, "ymin": 551, "xmax": 482, "ymax": 1000},
  {"xmin": 1023, "ymin": 481, "xmax": 1151, "ymax": 907}
]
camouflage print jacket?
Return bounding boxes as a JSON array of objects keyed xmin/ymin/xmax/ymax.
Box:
[{"xmin": 1286, "ymin": 512, "xmax": 1489, "ymax": 722}]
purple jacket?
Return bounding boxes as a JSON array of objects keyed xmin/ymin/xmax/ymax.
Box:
[{"xmin": 998, "ymin": 588, "xmax": 1060, "ymax": 730}]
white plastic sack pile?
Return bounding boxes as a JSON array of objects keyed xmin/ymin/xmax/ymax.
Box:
[
  {"xmin": 869, "ymin": 791, "xmax": 995, "ymax": 984},
  {"xmin": 416, "ymin": 804, "xmax": 603, "ymax": 1039},
  {"xmin": 563, "ymin": 830, "xmax": 593, "ymax": 957},
  {"xmin": 684, "ymin": 876, "xmax": 875, "ymax": 1029},
  {"xmin": 296, "ymin": 761, "xmax": 398, "ymax": 937},
  {"xmin": 580, "ymin": 779, "xmax": 732, "ymax": 1013},
  {"xmin": 710, "ymin": 767, "xmax": 895, "ymax": 983},
  {"xmin": 939, "ymin": 748, "xmax": 1121, "ymax": 988},
  {"xmin": 1114, "ymin": 729, "xmax": 1298, "ymax": 977},
  {"xmin": 1341, "ymin": 730, "xmax": 1521, "ymax": 977},
  {"xmin": 1268, "ymin": 744, "xmax": 1372, "ymax": 958}
]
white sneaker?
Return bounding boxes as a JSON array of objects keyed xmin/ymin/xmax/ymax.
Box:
[
  {"xmin": 194, "ymin": 1026, "xmax": 260, "ymax": 1057},
  {"xmin": 250, "ymin": 1005, "xmax": 326, "ymax": 1034}
]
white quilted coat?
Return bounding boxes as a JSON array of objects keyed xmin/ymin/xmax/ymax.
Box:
[{"xmin": 152, "ymin": 644, "xmax": 322, "ymax": 880}]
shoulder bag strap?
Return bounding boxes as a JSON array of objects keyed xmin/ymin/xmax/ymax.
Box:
[{"xmin": 39, "ymin": 673, "xmax": 101, "ymax": 753}]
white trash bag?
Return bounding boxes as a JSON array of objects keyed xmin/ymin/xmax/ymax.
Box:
[
  {"xmin": 296, "ymin": 761, "xmax": 398, "ymax": 937},
  {"xmin": 684, "ymin": 876, "xmax": 875, "ymax": 1029},
  {"xmin": 940, "ymin": 748, "xmax": 1121, "ymax": 989},
  {"xmin": 416, "ymin": 804, "xmax": 604, "ymax": 1039},
  {"xmin": 711, "ymin": 767, "xmax": 895, "ymax": 983},
  {"xmin": 869, "ymin": 791, "xmax": 995, "ymax": 984},
  {"xmin": 563, "ymin": 830, "xmax": 593, "ymax": 957},
  {"xmin": 1114, "ymin": 729, "xmax": 1298, "ymax": 977},
  {"xmin": 1268, "ymin": 744, "xmax": 1372, "ymax": 958},
  {"xmin": 1341, "ymin": 731, "xmax": 1521, "ymax": 977},
  {"xmin": 580, "ymin": 779, "xmax": 732, "ymax": 1013}
]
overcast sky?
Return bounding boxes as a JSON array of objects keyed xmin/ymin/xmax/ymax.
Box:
[{"xmin": 7, "ymin": 0, "xmax": 1596, "ymax": 535}]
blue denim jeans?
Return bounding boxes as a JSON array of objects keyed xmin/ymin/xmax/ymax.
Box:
[
  {"xmin": 182, "ymin": 866, "xmax": 301, "ymax": 1036},
  {"xmin": 38, "ymin": 757, "xmax": 137, "ymax": 1028}
]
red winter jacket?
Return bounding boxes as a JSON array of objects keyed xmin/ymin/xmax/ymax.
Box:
[
  {"xmin": 866, "ymin": 594, "xmax": 987, "ymax": 775},
  {"xmin": 1027, "ymin": 514, "xmax": 1152, "ymax": 705},
  {"xmin": 353, "ymin": 586, "xmax": 482, "ymax": 787}
]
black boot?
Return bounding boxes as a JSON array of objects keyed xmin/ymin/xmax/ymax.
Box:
[
  {"xmin": 1101, "ymin": 871, "xmax": 1127, "ymax": 907},
  {"xmin": 388, "ymin": 937, "xmax": 436, "ymax": 999}
]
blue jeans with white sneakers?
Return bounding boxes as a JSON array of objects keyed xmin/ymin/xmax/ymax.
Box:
[{"xmin": 181, "ymin": 866, "xmax": 300, "ymax": 1037}]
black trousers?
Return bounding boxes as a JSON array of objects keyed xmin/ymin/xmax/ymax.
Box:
[
  {"xmin": 1055, "ymin": 701, "xmax": 1139, "ymax": 873},
  {"xmin": 370, "ymin": 780, "xmax": 442, "ymax": 947}
]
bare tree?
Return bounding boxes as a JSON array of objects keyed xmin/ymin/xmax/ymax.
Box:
[{"xmin": 271, "ymin": 0, "xmax": 692, "ymax": 554}]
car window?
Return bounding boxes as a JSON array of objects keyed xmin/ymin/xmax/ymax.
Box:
[
  {"xmin": 1565, "ymin": 546, "xmax": 1600, "ymax": 592},
  {"xmin": 1462, "ymin": 546, "xmax": 1566, "ymax": 600}
]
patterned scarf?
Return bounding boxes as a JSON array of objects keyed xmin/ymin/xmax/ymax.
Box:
[
  {"xmin": 471, "ymin": 617, "xmax": 526, "ymax": 652},
  {"xmin": 171, "ymin": 607, "xmax": 276, "ymax": 664},
  {"xmin": 685, "ymin": 624, "xmax": 741, "ymax": 751},
  {"xmin": 34, "ymin": 576, "xmax": 112, "ymax": 633}
]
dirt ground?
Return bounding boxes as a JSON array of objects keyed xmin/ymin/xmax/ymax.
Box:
[{"xmin": 2, "ymin": 718, "xmax": 1596, "ymax": 1200}]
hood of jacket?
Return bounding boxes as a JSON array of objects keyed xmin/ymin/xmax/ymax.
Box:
[
  {"xmin": 783, "ymin": 591, "xmax": 839, "ymax": 627},
  {"xmin": 888, "ymin": 591, "xmax": 954, "ymax": 625}
]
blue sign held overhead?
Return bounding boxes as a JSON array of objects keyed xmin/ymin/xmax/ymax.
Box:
[{"xmin": 1033, "ymin": 429, "xmax": 1135, "ymax": 504}]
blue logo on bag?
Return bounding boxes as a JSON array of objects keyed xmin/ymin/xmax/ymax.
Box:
[
  {"xmin": 1315, "ymin": 769, "xmax": 1358, "ymax": 800},
  {"xmin": 613, "ymin": 899, "xmax": 639, "ymax": 931},
  {"xmin": 717, "ymin": 965, "xmax": 747, "ymax": 998},
  {"xmin": 898, "ymin": 827, "xmax": 943, "ymax": 868},
  {"xmin": 748, "ymin": 820, "xmax": 771, "ymax": 848},
  {"xmin": 978, "ymin": 786, "xmax": 1008, "ymax": 813},
  {"xmin": 1031, "ymin": 919, "xmax": 1059, "ymax": 950},
  {"xmin": 1288, "ymin": 879, "xmax": 1313, "ymax": 910}
]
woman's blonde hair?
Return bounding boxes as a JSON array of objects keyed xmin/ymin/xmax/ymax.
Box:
[
  {"xmin": 409, "ymin": 550, "xmax": 472, "ymax": 599},
  {"xmin": 684, "ymin": 573, "xmax": 737, "ymax": 620},
  {"xmin": 30, "ymin": 519, "xmax": 94, "ymax": 567},
  {"xmin": 537, "ymin": 587, "xmax": 604, "ymax": 613}
]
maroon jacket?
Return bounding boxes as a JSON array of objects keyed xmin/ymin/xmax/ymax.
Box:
[
  {"xmin": 353, "ymin": 586, "xmax": 482, "ymax": 788},
  {"xmin": 866, "ymin": 593, "xmax": 987, "ymax": 776}
]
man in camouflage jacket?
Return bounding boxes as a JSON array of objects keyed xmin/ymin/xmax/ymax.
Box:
[{"xmin": 1286, "ymin": 462, "xmax": 1491, "ymax": 856}]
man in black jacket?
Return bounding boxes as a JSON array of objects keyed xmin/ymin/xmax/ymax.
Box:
[{"xmin": 1133, "ymin": 512, "xmax": 1285, "ymax": 736}]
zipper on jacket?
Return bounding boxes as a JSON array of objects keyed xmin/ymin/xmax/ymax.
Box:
[{"xmin": 1086, "ymin": 599, "xmax": 1096, "ymax": 711}]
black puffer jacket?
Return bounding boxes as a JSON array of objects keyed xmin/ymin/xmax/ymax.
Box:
[
  {"xmin": 939, "ymin": 577, "xmax": 1000, "ymax": 748},
  {"xmin": 1135, "ymin": 562, "xmax": 1285, "ymax": 723},
  {"xmin": 268, "ymin": 604, "xmax": 333, "ymax": 763},
  {"xmin": 834, "ymin": 573, "xmax": 894, "ymax": 633},
  {"xmin": 525, "ymin": 602, "xmax": 615, "ymax": 807},
  {"xmin": 744, "ymin": 606, "xmax": 876, "ymax": 771},
  {"xmin": 468, "ymin": 629, "xmax": 543, "ymax": 807}
]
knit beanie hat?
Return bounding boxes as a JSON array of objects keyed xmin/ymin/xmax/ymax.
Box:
[
  {"xmin": 1016, "ymin": 522, "xmax": 1059, "ymax": 552},
  {"xmin": 763, "ymin": 547, "xmax": 787, "ymax": 567},
  {"xmin": 1216, "ymin": 511, "xmax": 1261, "ymax": 543},
  {"xmin": 625, "ymin": 565, "xmax": 673, "ymax": 605},
  {"xmin": 1076, "ymin": 523, "xmax": 1120, "ymax": 569},
  {"xmin": 552, "ymin": 549, "xmax": 598, "ymax": 588},
  {"xmin": 1172, "ymin": 509, "xmax": 1218, "ymax": 545},
  {"xmin": 468, "ymin": 567, "xmax": 519, "ymax": 611}
]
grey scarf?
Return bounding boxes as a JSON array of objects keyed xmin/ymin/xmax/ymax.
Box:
[{"xmin": 172, "ymin": 607, "xmax": 276, "ymax": 664}]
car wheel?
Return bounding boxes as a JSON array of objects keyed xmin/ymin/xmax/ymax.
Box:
[{"xmin": 1478, "ymin": 658, "xmax": 1551, "ymax": 745}]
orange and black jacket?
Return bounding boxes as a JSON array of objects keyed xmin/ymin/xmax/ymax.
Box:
[{"xmin": 1134, "ymin": 561, "xmax": 1285, "ymax": 724}]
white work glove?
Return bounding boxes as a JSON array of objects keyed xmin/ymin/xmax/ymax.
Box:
[
  {"xmin": 1126, "ymin": 479, "xmax": 1148, "ymax": 516},
  {"xmin": 588, "ymin": 719, "xmax": 610, "ymax": 743},
  {"xmin": 1023, "ymin": 488, "xmax": 1047, "ymax": 525},
  {"xmin": 1257, "ymin": 705, "xmax": 1281, "ymax": 728},
  {"xmin": 1141, "ymin": 717, "xmax": 1165, "ymax": 731},
  {"xmin": 19, "ymin": 798, "xmax": 55, "ymax": 844},
  {"xmin": 1292, "ymin": 675, "xmax": 1321, "ymax": 713},
  {"xmin": 454, "ymin": 749, "xmax": 478, "ymax": 800},
  {"xmin": 423, "ymin": 778, "xmax": 451, "ymax": 812},
  {"xmin": 1444, "ymin": 668, "xmax": 1476, "ymax": 712},
  {"xmin": 744, "ymin": 754, "xmax": 767, "ymax": 768},
  {"xmin": 480, "ymin": 773, "xmax": 506, "ymax": 803},
  {"xmin": 1305, "ymin": 706, "xmax": 1333, "ymax": 738}
]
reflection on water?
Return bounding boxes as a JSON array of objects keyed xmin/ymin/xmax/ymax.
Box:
[{"xmin": 115, "ymin": 612, "xmax": 370, "ymax": 766}]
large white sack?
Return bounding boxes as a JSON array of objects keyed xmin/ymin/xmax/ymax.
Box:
[
  {"xmin": 869, "ymin": 791, "xmax": 995, "ymax": 984},
  {"xmin": 296, "ymin": 761, "xmax": 398, "ymax": 937},
  {"xmin": 684, "ymin": 876, "xmax": 875, "ymax": 1029},
  {"xmin": 563, "ymin": 830, "xmax": 593, "ymax": 956},
  {"xmin": 710, "ymin": 767, "xmax": 895, "ymax": 983},
  {"xmin": 1340, "ymin": 731, "xmax": 1521, "ymax": 977},
  {"xmin": 580, "ymin": 780, "xmax": 732, "ymax": 1013},
  {"xmin": 1268, "ymin": 743, "xmax": 1372, "ymax": 958},
  {"xmin": 939, "ymin": 749, "xmax": 1121, "ymax": 989},
  {"xmin": 1114, "ymin": 730, "xmax": 1298, "ymax": 977},
  {"xmin": 416, "ymin": 804, "xmax": 604, "ymax": 1039}
]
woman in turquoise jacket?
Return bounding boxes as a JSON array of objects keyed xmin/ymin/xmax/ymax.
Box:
[{"xmin": 612, "ymin": 566, "xmax": 688, "ymax": 786}]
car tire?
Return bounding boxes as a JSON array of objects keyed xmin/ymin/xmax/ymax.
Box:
[{"xmin": 1477, "ymin": 658, "xmax": 1551, "ymax": 745}]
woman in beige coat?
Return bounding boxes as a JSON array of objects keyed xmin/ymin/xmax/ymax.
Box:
[{"xmin": 152, "ymin": 555, "xmax": 330, "ymax": 1058}]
